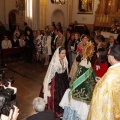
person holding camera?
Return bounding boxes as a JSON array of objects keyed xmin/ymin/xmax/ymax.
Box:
[
  {"xmin": 0, "ymin": 77, "xmax": 17, "ymax": 101},
  {"xmin": 26, "ymin": 97, "xmax": 55, "ymax": 120},
  {"xmin": 0, "ymin": 95, "xmax": 19, "ymax": 120},
  {"xmin": 0, "ymin": 72, "xmax": 18, "ymax": 120}
]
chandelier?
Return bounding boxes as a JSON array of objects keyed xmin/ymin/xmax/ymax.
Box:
[
  {"xmin": 51, "ymin": 0, "xmax": 67, "ymax": 5},
  {"xmin": 15, "ymin": 0, "xmax": 25, "ymax": 14}
]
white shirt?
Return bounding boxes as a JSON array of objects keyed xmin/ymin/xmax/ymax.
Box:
[{"xmin": 1, "ymin": 40, "xmax": 12, "ymax": 49}]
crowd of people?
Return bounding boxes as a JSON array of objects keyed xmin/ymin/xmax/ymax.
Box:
[
  {"xmin": 38, "ymin": 23, "xmax": 120, "ymax": 120},
  {"xmin": 1, "ymin": 21, "xmax": 120, "ymax": 120}
]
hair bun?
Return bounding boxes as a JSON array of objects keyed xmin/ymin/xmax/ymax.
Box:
[{"xmin": 82, "ymin": 41, "xmax": 95, "ymax": 59}]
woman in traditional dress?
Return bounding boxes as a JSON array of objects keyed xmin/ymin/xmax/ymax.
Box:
[
  {"xmin": 76, "ymin": 34, "xmax": 90, "ymax": 53},
  {"xmin": 41, "ymin": 47, "xmax": 69, "ymax": 118},
  {"xmin": 69, "ymin": 34, "xmax": 90, "ymax": 80},
  {"xmin": 59, "ymin": 41, "xmax": 96, "ymax": 120}
]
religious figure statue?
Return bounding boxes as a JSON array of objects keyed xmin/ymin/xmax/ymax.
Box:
[{"xmin": 78, "ymin": 0, "xmax": 93, "ymax": 13}]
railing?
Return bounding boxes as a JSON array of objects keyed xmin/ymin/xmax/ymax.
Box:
[{"xmin": 0, "ymin": 47, "xmax": 26, "ymax": 66}]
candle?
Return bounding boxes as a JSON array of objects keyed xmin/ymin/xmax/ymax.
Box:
[
  {"xmin": 100, "ymin": 15, "xmax": 102, "ymax": 23},
  {"xmin": 103, "ymin": 15, "xmax": 105, "ymax": 23},
  {"xmin": 106, "ymin": 15, "xmax": 108, "ymax": 23}
]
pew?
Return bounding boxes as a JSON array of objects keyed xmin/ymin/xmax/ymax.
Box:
[{"xmin": 0, "ymin": 47, "xmax": 26, "ymax": 66}]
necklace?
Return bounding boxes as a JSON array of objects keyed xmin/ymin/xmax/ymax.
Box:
[{"xmin": 60, "ymin": 59, "xmax": 65, "ymax": 71}]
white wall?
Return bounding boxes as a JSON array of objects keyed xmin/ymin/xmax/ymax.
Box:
[
  {"xmin": 32, "ymin": 0, "xmax": 40, "ymax": 29},
  {"xmin": 5, "ymin": 0, "xmax": 16, "ymax": 23},
  {"xmin": 46, "ymin": 0, "xmax": 100, "ymax": 27},
  {"xmin": 46, "ymin": 1, "xmax": 68, "ymax": 28},
  {"xmin": 0, "ymin": 0, "xmax": 24, "ymax": 30},
  {"xmin": 0, "ymin": 0, "xmax": 100, "ymax": 30},
  {"xmin": 51, "ymin": 10, "xmax": 64, "ymax": 26},
  {"xmin": 72, "ymin": 0, "xmax": 100, "ymax": 24},
  {"xmin": 0, "ymin": 0, "xmax": 16, "ymax": 29},
  {"xmin": 0, "ymin": 0, "xmax": 5, "ymax": 24}
]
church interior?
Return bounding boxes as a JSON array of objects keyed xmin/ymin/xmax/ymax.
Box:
[{"xmin": 0, "ymin": 0, "xmax": 120, "ymax": 120}]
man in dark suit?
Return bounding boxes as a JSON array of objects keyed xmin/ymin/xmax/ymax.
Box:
[
  {"xmin": 24, "ymin": 22, "xmax": 33, "ymax": 36},
  {"xmin": 107, "ymin": 35, "xmax": 117, "ymax": 50},
  {"xmin": 26, "ymin": 97, "xmax": 55, "ymax": 120},
  {"xmin": 50, "ymin": 25, "xmax": 56, "ymax": 55},
  {"xmin": 116, "ymin": 33, "xmax": 120, "ymax": 44}
]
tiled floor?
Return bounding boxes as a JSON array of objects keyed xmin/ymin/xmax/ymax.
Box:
[{"xmin": 2, "ymin": 61, "xmax": 48, "ymax": 120}]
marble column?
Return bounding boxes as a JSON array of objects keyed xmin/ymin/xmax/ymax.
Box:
[
  {"xmin": 99, "ymin": 0, "xmax": 107, "ymax": 14},
  {"xmin": 32, "ymin": 0, "xmax": 40, "ymax": 30},
  {"xmin": 110, "ymin": 0, "xmax": 118, "ymax": 14},
  {"xmin": 68, "ymin": 0, "xmax": 73, "ymax": 25},
  {"xmin": 39, "ymin": 0, "xmax": 47, "ymax": 30}
]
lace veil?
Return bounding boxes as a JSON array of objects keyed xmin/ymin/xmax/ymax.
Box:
[{"xmin": 43, "ymin": 47, "xmax": 68, "ymax": 103}]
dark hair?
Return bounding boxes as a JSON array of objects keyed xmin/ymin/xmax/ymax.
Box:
[
  {"xmin": 95, "ymin": 35, "xmax": 105, "ymax": 42},
  {"xmin": 59, "ymin": 47, "xmax": 66, "ymax": 54},
  {"xmin": 58, "ymin": 29, "xmax": 63, "ymax": 34},
  {"xmin": 15, "ymin": 25, "xmax": 19, "ymax": 28},
  {"xmin": 4, "ymin": 35, "xmax": 8, "ymax": 38},
  {"xmin": 80, "ymin": 34, "xmax": 90, "ymax": 41},
  {"xmin": 66, "ymin": 29, "xmax": 71, "ymax": 34},
  {"xmin": 97, "ymin": 48, "xmax": 108, "ymax": 63},
  {"xmin": 76, "ymin": 53, "xmax": 90, "ymax": 63},
  {"xmin": 52, "ymin": 25, "xmax": 55, "ymax": 29},
  {"xmin": 57, "ymin": 22, "xmax": 61, "ymax": 26},
  {"xmin": 24, "ymin": 22, "xmax": 27, "ymax": 26},
  {"xmin": 110, "ymin": 45, "xmax": 120, "ymax": 61},
  {"xmin": 45, "ymin": 26, "xmax": 49, "ymax": 29},
  {"xmin": 76, "ymin": 53, "xmax": 82, "ymax": 62},
  {"xmin": 0, "ymin": 95, "xmax": 5, "ymax": 110},
  {"xmin": 45, "ymin": 31, "xmax": 50, "ymax": 36},
  {"xmin": 96, "ymin": 30, "xmax": 101, "ymax": 33},
  {"xmin": 74, "ymin": 32, "xmax": 80, "ymax": 38},
  {"xmin": 19, "ymin": 33, "xmax": 24, "ymax": 38},
  {"xmin": 52, "ymin": 22, "xmax": 56, "ymax": 28},
  {"xmin": 54, "ymin": 29, "xmax": 58, "ymax": 32}
]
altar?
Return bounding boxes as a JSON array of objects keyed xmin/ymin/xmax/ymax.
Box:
[
  {"xmin": 101, "ymin": 31, "xmax": 118, "ymax": 39},
  {"xmin": 94, "ymin": 0, "xmax": 120, "ymax": 40}
]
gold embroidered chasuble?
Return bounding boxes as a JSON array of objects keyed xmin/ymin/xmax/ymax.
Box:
[{"xmin": 87, "ymin": 63, "xmax": 120, "ymax": 120}]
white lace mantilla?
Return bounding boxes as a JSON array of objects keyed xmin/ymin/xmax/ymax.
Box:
[{"xmin": 43, "ymin": 47, "xmax": 68, "ymax": 103}]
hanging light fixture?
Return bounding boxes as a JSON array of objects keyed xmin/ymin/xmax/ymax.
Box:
[{"xmin": 51, "ymin": 0, "xmax": 66, "ymax": 5}]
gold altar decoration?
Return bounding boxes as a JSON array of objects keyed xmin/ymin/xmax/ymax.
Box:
[
  {"xmin": 78, "ymin": 0, "xmax": 94, "ymax": 14},
  {"xmin": 94, "ymin": 0, "xmax": 120, "ymax": 31}
]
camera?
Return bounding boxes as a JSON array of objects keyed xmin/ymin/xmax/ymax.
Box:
[
  {"xmin": 0, "ymin": 70, "xmax": 5, "ymax": 79},
  {"xmin": 0, "ymin": 88, "xmax": 15, "ymax": 116},
  {"xmin": 0, "ymin": 70, "xmax": 14, "ymax": 87},
  {"xmin": 0, "ymin": 87, "xmax": 16, "ymax": 116},
  {"xmin": 0, "ymin": 70, "xmax": 17, "ymax": 116},
  {"xmin": 2, "ymin": 76, "xmax": 14, "ymax": 87}
]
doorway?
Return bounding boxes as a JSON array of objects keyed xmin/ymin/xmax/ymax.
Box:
[
  {"xmin": 51, "ymin": 9, "xmax": 64, "ymax": 27},
  {"xmin": 9, "ymin": 9, "xmax": 19, "ymax": 31}
]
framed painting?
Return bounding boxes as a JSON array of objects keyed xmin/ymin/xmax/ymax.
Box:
[{"xmin": 78, "ymin": 0, "xmax": 94, "ymax": 14}]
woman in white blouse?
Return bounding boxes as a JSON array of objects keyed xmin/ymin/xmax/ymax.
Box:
[
  {"xmin": 1, "ymin": 35, "xmax": 12, "ymax": 49},
  {"xmin": 19, "ymin": 34, "xmax": 25, "ymax": 47},
  {"xmin": 42, "ymin": 31, "xmax": 52, "ymax": 65}
]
